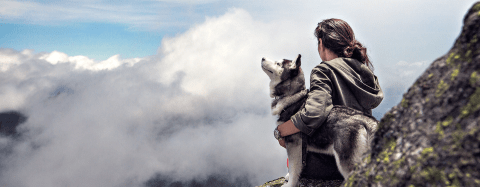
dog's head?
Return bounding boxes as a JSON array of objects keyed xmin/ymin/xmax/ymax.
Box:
[{"xmin": 261, "ymin": 54, "xmax": 305, "ymax": 98}]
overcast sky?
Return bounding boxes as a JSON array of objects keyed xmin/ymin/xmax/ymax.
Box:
[{"xmin": 1, "ymin": 0, "xmax": 478, "ymax": 186}]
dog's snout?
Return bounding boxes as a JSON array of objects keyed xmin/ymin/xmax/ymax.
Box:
[{"xmin": 261, "ymin": 57, "xmax": 265, "ymax": 61}]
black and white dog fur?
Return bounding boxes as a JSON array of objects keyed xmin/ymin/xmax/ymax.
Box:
[{"xmin": 261, "ymin": 54, "xmax": 378, "ymax": 187}]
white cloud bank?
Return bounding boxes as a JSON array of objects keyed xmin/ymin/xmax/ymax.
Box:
[{"xmin": 0, "ymin": 9, "xmax": 313, "ymax": 187}]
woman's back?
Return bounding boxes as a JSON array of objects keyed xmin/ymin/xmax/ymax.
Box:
[{"xmin": 317, "ymin": 57, "xmax": 383, "ymax": 114}]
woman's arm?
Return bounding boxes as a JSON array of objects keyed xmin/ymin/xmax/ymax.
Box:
[
  {"xmin": 277, "ymin": 65, "xmax": 333, "ymax": 147},
  {"xmin": 278, "ymin": 120, "xmax": 300, "ymax": 137},
  {"xmin": 277, "ymin": 120, "xmax": 301, "ymax": 148},
  {"xmin": 290, "ymin": 65, "xmax": 334, "ymax": 136}
]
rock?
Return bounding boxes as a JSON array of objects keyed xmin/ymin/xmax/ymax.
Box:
[
  {"xmin": 257, "ymin": 177, "xmax": 343, "ymax": 187},
  {"xmin": 344, "ymin": 1, "xmax": 480, "ymax": 187}
]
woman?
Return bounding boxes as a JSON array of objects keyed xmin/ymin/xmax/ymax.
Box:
[{"xmin": 277, "ymin": 19, "xmax": 383, "ymax": 180}]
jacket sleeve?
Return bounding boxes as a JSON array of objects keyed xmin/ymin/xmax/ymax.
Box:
[{"xmin": 291, "ymin": 66, "xmax": 333, "ymax": 136}]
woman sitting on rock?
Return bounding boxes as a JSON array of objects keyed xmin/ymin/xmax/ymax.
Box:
[{"xmin": 276, "ymin": 18, "xmax": 384, "ymax": 185}]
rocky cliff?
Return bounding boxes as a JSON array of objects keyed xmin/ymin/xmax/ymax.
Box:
[{"xmin": 344, "ymin": 2, "xmax": 480, "ymax": 187}]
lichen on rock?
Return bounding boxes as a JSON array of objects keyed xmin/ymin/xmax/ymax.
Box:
[{"xmin": 257, "ymin": 177, "xmax": 343, "ymax": 187}]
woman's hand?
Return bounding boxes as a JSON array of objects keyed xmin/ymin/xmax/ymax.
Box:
[
  {"xmin": 277, "ymin": 120, "xmax": 301, "ymax": 148},
  {"xmin": 278, "ymin": 120, "xmax": 301, "ymax": 137},
  {"xmin": 278, "ymin": 139, "xmax": 286, "ymax": 148}
]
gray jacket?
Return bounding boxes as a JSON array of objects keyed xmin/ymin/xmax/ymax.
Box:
[{"xmin": 291, "ymin": 57, "xmax": 383, "ymax": 136}]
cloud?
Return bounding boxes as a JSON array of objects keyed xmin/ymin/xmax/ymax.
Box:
[
  {"xmin": 377, "ymin": 60, "xmax": 431, "ymax": 91},
  {"xmin": 370, "ymin": 59, "xmax": 432, "ymax": 118},
  {"xmin": 37, "ymin": 51, "xmax": 141, "ymax": 71},
  {"xmin": 0, "ymin": 9, "xmax": 313, "ymax": 187}
]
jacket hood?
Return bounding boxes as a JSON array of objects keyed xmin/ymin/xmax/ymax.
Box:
[{"xmin": 324, "ymin": 58, "xmax": 383, "ymax": 110}]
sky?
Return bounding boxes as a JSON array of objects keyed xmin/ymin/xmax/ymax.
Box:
[{"xmin": 0, "ymin": 0, "xmax": 479, "ymax": 186}]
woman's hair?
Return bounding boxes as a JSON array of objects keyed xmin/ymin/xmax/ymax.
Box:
[{"xmin": 314, "ymin": 18, "xmax": 373, "ymax": 70}]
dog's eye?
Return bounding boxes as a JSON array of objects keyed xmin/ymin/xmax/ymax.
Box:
[{"xmin": 276, "ymin": 62, "xmax": 281, "ymax": 66}]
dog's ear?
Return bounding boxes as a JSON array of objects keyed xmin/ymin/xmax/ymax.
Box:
[
  {"xmin": 294, "ymin": 54, "xmax": 301, "ymax": 69},
  {"xmin": 287, "ymin": 54, "xmax": 301, "ymax": 78},
  {"xmin": 289, "ymin": 54, "xmax": 301, "ymax": 70}
]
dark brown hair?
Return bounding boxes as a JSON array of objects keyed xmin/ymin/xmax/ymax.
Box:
[{"xmin": 314, "ymin": 18, "xmax": 373, "ymax": 70}]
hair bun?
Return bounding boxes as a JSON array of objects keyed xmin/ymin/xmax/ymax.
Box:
[
  {"xmin": 343, "ymin": 46, "xmax": 354, "ymax": 57},
  {"xmin": 353, "ymin": 40, "xmax": 363, "ymax": 49}
]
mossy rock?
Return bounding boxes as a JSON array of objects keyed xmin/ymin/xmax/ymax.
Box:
[{"xmin": 257, "ymin": 177, "xmax": 343, "ymax": 187}]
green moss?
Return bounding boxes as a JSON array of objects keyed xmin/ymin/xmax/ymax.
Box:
[
  {"xmin": 445, "ymin": 169, "xmax": 462, "ymax": 187},
  {"xmin": 389, "ymin": 176, "xmax": 400, "ymax": 185},
  {"xmin": 442, "ymin": 145, "xmax": 449, "ymax": 151},
  {"xmin": 465, "ymin": 32, "xmax": 477, "ymax": 61},
  {"xmin": 258, "ymin": 177, "xmax": 285, "ymax": 187},
  {"xmin": 364, "ymin": 154, "xmax": 371, "ymax": 164},
  {"xmin": 446, "ymin": 52, "xmax": 456, "ymax": 65},
  {"xmin": 387, "ymin": 138, "xmax": 397, "ymax": 151},
  {"xmin": 472, "ymin": 35, "xmax": 478, "ymax": 43},
  {"xmin": 401, "ymin": 98, "xmax": 409, "ymax": 108},
  {"xmin": 453, "ymin": 124, "xmax": 465, "ymax": 147},
  {"xmin": 469, "ymin": 126, "xmax": 478, "ymax": 136},
  {"xmin": 374, "ymin": 175, "xmax": 383, "ymax": 183},
  {"xmin": 449, "ymin": 177, "xmax": 461, "ymax": 187},
  {"xmin": 344, "ymin": 172, "xmax": 356, "ymax": 187},
  {"xmin": 410, "ymin": 163, "xmax": 421, "ymax": 173},
  {"xmin": 442, "ymin": 116, "xmax": 453, "ymax": 127},
  {"xmin": 470, "ymin": 71, "xmax": 479, "ymax": 86},
  {"xmin": 421, "ymin": 147, "xmax": 434, "ymax": 156},
  {"xmin": 378, "ymin": 138, "xmax": 396, "ymax": 164},
  {"xmin": 419, "ymin": 167, "xmax": 447, "ymax": 184},
  {"xmin": 470, "ymin": 35, "xmax": 479, "ymax": 51},
  {"xmin": 428, "ymin": 73, "xmax": 434, "ymax": 79},
  {"xmin": 449, "ymin": 173, "xmax": 456, "ymax": 179},
  {"xmin": 451, "ymin": 68, "xmax": 459, "ymax": 81},
  {"xmin": 393, "ymin": 156, "xmax": 405, "ymax": 170},
  {"xmin": 465, "ymin": 50, "xmax": 472, "ymax": 58},
  {"xmin": 473, "ymin": 3, "xmax": 480, "ymax": 12},
  {"xmin": 460, "ymin": 87, "xmax": 480, "ymax": 118},
  {"xmin": 436, "ymin": 80, "xmax": 449, "ymax": 98},
  {"xmin": 435, "ymin": 121, "xmax": 445, "ymax": 139}
]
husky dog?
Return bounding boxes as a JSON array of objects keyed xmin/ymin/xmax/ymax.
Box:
[{"xmin": 261, "ymin": 54, "xmax": 378, "ymax": 187}]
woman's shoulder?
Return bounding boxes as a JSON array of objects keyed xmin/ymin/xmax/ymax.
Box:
[{"xmin": 311, "ymin": 61, "xmax": 334, "ymax": 74}]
